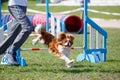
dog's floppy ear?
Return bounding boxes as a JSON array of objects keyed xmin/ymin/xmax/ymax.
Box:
[
  {"xmin": 67, "ymin": 34, "xmax": 74, "ymax": 41},
  {"xmin": 57, "ymin": 32, "xmax": 66, "ymax": 41}
]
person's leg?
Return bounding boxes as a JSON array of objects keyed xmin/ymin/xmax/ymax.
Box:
[
  {"xmin": 0, "ymin": 19, "xmax": 21, "ymax": 54},
  {"xmin": 8, "ymin": 6, "xmax": 33, "ymax": 54},
  {"xmin": 1, "ymin": 6, "xmax": 32, "ymax": 65},
  {"xmin": 0, "ymin": 19, "xmax": 22, "ymax": 65}
]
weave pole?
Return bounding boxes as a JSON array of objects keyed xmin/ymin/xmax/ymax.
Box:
[{"xmin": 45, "ymin": 0, "xmax": 65, "ymax": 36}]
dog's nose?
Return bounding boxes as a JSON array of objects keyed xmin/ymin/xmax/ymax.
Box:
[{"xmin": 65, "ymin": 42, "xmax": 71, "ymax": 47}]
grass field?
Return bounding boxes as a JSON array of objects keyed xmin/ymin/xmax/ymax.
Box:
[
  {"xmin": 0, "ymin": 1, "xmax": 120, "ymax": 80},
  {"xmin": 0, "ymin": 28, "xmax": 120, "ymax": 80},
  {"xmin": 1, "ymin": 1, "xmax": 120, "ymax": 19}
]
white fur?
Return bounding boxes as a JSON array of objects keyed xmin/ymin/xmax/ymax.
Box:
[
  {"xmin": 58, "ymin": 45, "xmax": 74, "ymax": 68},
  {"xmin": 48, "ymin": 49, "xmax": 52, "ymax": 53},
  {"xmin": 39, "ymin": 39, "xmax": 45, "ymax": 44},
  {"xmin": 32, "ymin": 34, "xmax": 45, "ymax": 45},
  {"xmin": 34, "ymin": 24, "xmax": 45, "ymax": 44},
  {"xmin": 60, "ymin": 55, "xmax": 74, "ymax": 68},
  {"xmin": 66, "ymin": 59, "xmax": 74, "ymax": 68},
  {"xmin": 35, "ymin": 24, "xmax": 42, "ymax": 34},
  {"xmin": 58, "ymin": 45, "xmax": 70, "ymax": 57},
  {"xmin": 32, "ymin": 37, "xmax": 40, "ymax": 45},
  {"xmin": 64, "ymin": 42, "xmax": 71, "ymax": 47},
  {"xmin": 58, "ymin": 45, "xmax": 64, "ymax": 52}
]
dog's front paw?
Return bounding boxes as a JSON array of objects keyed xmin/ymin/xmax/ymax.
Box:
[
  {"xmin": 66, "ymin": 59, "xmax": 74, "ymax": 68},
  {"xmin": 32, "ymin": 38, "xmax": 39, "ymax": 45}
]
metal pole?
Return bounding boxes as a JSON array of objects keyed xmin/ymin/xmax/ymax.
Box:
[
  {"xmin": 83, "ymin": 0, "xmax": 88, "ymax": 60},
  {"xmin": 0, "ymin": 0, "xmax": 2, "ymax": 27},
  {"xmin": 46, "ymin": 0, "xmax": 49, "ymax": 32},
  {"xmin": 21, "ymin": 47, "xmax": 84, "ymax": 51},
  {"xmin": 83, "ymin": 0, "xmax": 88, "ymax": 50}
]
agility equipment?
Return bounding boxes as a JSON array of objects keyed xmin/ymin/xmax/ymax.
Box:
[
  {"xmin": 45, "ymin": 0, "xmax": 83, "ymax": 36},
  {"xmin": 0, "ymin": 0, "xmax": 107, "ymax": 66},
  {"xmin": 1, "ymin": 14, "xmax": 83, "ymax": 34},
  {"xmin": 60, "ymin": 15, "xmax": 83, "ymax": 33},
  {"xmin": 76, "ymin": 0, "xmax": 107, "ymax": 63},
  {"xmin": 19, "ymin": 47, "xmax": 83, "ymax": 51},
  {"xmin": 45, "ymin": 0, "xmax": 107, "ymax": 63}
]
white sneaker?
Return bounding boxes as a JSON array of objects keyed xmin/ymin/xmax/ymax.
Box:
[{"xmin": 1, "ymin": 53, "xmax": 19, "ymax": 66}]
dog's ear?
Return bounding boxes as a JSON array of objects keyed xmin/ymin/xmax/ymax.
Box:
[
  {"xmin": 57, "ymin": 32, "xmax": 66, "ymax": 41},
  {"xmin": 70, "ymin": 34, "xmax": 74, "ymax": 41},
  {"xmin": 66, "ymin": 34, "xmax": 74, "ymax": 41}
]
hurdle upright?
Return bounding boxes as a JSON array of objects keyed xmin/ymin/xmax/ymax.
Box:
[
  {"xmin": 0, "ymin": 0, "xmax": 4, "ymax": 43},
  {"xmin": 76, "ymin": 0, "xmax": 108, "ymax": 63},
  {"xmin": 0, "ymin": 0, "xmax": 1, "ymax": 27}
]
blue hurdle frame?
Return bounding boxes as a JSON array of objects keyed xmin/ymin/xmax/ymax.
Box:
[
  {"xmin": 76, "ymin": 0, "xmax": 107, "ymax": 62},
  {"xmin": 0, "ymin": 0, "xmax": 1, "ymax": 27},
  {"xmin": 45, "ymin": 0, "xmax": 107, "ymax": 63}
]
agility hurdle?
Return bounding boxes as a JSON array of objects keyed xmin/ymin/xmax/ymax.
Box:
[
  {"xmin": 20, "ymin": 47, "xmax": 83, "ymax": 51},
  {"xmin": 0, "ymin": 0, "xmax": 107, "ymax": 66},
  {"xmin": 76, "ymin": 0, "xmax": 107, "ymax": 63},
  {"xmin": 45, "ymin": 0, "xmax": 107, "ymax": 63}
]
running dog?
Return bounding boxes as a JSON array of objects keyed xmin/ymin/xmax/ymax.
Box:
[{"xmin": 32, "ymin": 25, "xmax": 74, "ymax": 68}]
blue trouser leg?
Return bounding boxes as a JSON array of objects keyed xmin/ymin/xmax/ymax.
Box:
[
  {"xmin": 0, "ymin": 5, "xmax": 33, "ymax": 54},
  {"xmin": 8, "ymin": 6, "xmax": 33, "ymax": 53},
  {"xmin": 0, "ymin": 20, "xmax": 21, "ymax": 54}
]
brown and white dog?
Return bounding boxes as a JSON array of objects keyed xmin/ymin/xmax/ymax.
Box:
[{"xmin": 32, "ymin": 25, "xmax": 74, "ymax": 68}]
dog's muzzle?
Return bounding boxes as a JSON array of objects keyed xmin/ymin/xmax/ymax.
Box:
[{"xmin": 64, "ymin": 42, "xmax": 71, "ymax": 47}]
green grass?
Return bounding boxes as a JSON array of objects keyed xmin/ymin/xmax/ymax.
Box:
[
  {"xmin": 0, "ymin": 28, "xmax": 120, "ymax": 80},
  {"xmin": 1, "ymin": 1, "xmax": 120, "ymax": 19},
  {"xmin": 88, "ymin": 6, "xmax": 120, "ymax": 19}
]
